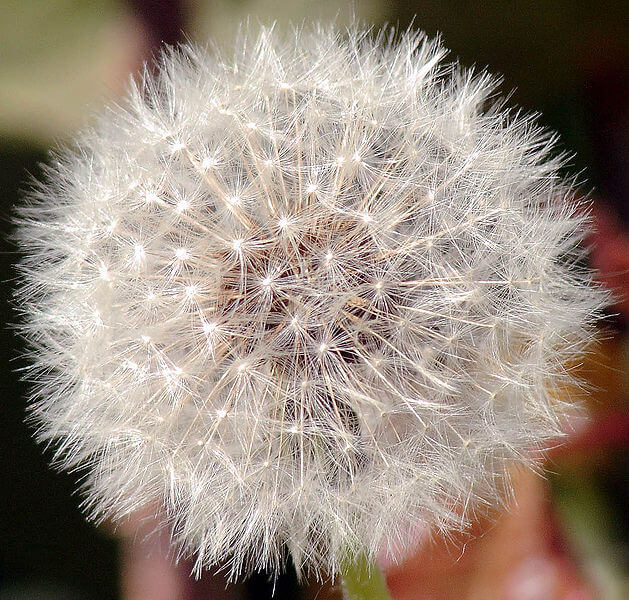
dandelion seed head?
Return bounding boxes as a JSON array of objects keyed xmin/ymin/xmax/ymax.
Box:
[{"xmin": 15, "ymin": 23, "xmax": 605, "ymax": 579}]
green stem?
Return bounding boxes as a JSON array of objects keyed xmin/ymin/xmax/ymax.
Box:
[{"xmin": 341, "ymin": 554, "xmax": 391, "ymax": 600}]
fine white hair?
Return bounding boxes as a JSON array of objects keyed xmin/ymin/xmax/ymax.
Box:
[{"xmin": 15, "ymin": 23, "xmax": 605, "ymax": 579}]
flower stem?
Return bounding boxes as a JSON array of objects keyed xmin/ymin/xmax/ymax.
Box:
[{"xmin": 341, "ymin": 554, "xmax": 391, "ymax": 600}]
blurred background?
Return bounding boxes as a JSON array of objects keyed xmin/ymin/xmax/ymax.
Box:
[{"xmin": 1, "ymin": 1, "xmax": 627, "ymax": 599}]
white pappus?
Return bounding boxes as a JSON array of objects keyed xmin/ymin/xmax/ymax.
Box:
[{"xmin": 15, "ymin": 23, "xmax": 606, "ymax": 580}]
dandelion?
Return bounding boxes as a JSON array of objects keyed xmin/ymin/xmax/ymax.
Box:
[{"xmin": 15, "ymin": 22, "xmax": 604, "ymax": 590}]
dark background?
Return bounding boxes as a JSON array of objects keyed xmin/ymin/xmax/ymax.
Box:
[{"xmin": 1, "ymin": 1, "xmax": 627, "ymax": 598}]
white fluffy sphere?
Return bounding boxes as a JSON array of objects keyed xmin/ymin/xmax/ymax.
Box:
[{"xmin": 16, "ymin": 24, "xmax": 604, "ymax": 578}]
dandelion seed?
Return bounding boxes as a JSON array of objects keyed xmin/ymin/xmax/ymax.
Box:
[
  {"xmin": 170, "ymin": 140, "xmax": 186, "ymax": 153},
  {"xmin": 174, "ymin": 248, "xmax": 189, "ymax": 261},
  {"xmin": 98, "ymin": 264, "xmax": 111, "ymax": 281},
  {"xmin": 145, "ymin": 190, "xmax": 159, "ymax": 204},
  {"xmin": 201, "ymin": 156, "xmax": 215, "ymax": 170},
  {"xmin": 176, "ymin": 200, "xmax": 190, "ymax": 213},
  {"xmin": 202, "ymin": 321, "xmax": 218, "ymax": 335},
  {"xmin": 133, "ymin": 244, "xmax": 146, "ymax": 263}
]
